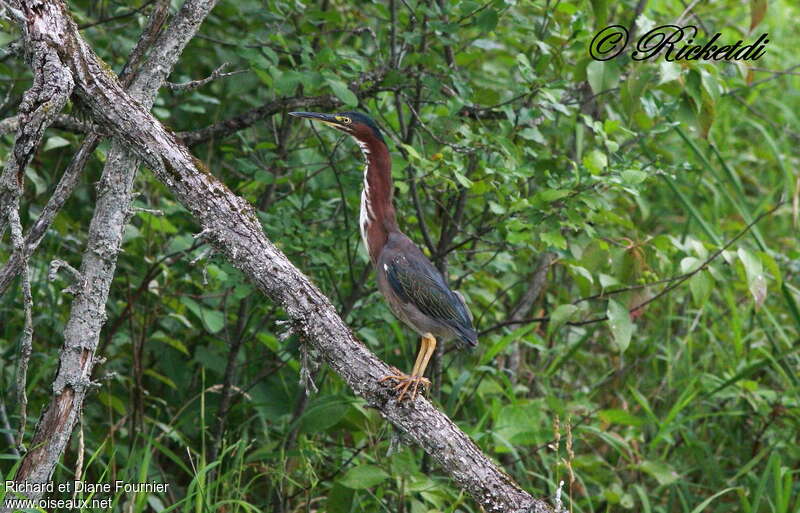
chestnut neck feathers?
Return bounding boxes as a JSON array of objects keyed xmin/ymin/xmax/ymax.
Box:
[{"xmin": 356, "ymin": 136, "xmax": 398, "ymax": 264}]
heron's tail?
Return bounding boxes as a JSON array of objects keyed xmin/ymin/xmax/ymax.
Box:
[{"xmin": 455, "ymin": 325, "xmax": 478, "ymax": 349}]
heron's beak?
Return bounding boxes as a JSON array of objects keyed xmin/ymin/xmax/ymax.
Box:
[{"xmin": 288, "ymin": 111, "xmax": 343, "ymax": 128}]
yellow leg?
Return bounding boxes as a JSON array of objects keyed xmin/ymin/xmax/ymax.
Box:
[
  {"xmin": 415, "ymin": 333, "xmax": 437, "ymax": 378},
  {"xmin": 379, "ymin": 333, "xmax": 436, "ymax": 401},
  {"xmin": 408, "ymin": 335, "xmax": 430, "ymax": 378}
]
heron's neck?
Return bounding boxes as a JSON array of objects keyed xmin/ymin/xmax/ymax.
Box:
[{"xmin": 357, "ymin": 138, "xmax": 397, "ymax": 264}]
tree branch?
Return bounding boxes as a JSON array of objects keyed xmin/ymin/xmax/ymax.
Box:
[
  {"xmin": 0, "ymin": 113, "xmax": 94, "ymax": 136},
  {"xmin": 508, "ymin": 252, "xmax": 557, "ymax": 325},
  {"xmin": 502, "ymin": 252, "xmax": 556, "ymax": 384},
  {"xmin": 5, "ymin": 1, "xmax": 554, "ymax": 511},
  {"xmin": 0, "ymin": 0, "xmax": 169, "ymax": 298},
  {"xmin": 0, "ymin": 0, "xmax": 75, "ymax": 235},
  {"xmin": 7, "ymin": 0, "xmax": 220, "ymax": 500},
  {"xmin": 166, "ymin": 62, "xmax": 245, "ymax": 91},
  {"xmin": 0, "ymin": 0, "xmax": 74, "ymax": 470},
  {"xmin": 0, "ymin": 133, "xmax": 100, "ymax": 297},
  {"xmin": 178, "ymin": 68, "xmax": 388, "ymax": 145},
  {"xmin": 177, "ymin": 94, "xmax": 343, "ymax": 145}
]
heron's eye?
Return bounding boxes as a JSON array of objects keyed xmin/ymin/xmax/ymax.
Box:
[{"xmin": 343, "ymin": 117, "xmax": 352, "ymax": 125}]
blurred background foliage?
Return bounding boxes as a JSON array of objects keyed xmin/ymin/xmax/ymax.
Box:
[{"xmin": 1, "ymin": 0, "xmax": 799, "ymax": 511}]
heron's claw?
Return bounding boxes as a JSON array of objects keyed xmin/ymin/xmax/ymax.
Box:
[{"xmin": 379, "ymin": 368, "xmax": 431, "ymax": 401}]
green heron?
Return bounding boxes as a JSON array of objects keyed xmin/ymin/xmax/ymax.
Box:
[{"xmin": 290, "ymin": 111, "xmax": 478, "ymax": 401}]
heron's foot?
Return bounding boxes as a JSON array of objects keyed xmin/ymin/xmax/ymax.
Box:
[{"xmin": 379, "ymin": 367, "xmax": 431, "ymax": 402}]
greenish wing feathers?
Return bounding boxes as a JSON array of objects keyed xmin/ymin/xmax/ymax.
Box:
[{"xmin": 385, "ymin": 257, "xmax": 467, "ymax": 325}]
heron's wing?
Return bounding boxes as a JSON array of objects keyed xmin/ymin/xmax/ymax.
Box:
[{"xmin": 384, "ymin": 254, "xmax": 472, "ymax": 329}]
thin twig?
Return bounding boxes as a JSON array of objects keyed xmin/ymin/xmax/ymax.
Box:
[
  {"xmin": 48, "ymin": 258, "xmax": 85, "ymax": 295},
  {"xmin": 77, "ymin": 0, "xmax": 158, "ymax": 30},
  {"xmin": 403, "ymin": 98, "xmax": 476, "ymax": 154},
  {"xmin": 166, "ymin": 62, "xmax": 246, "ymax": 91},
  {"xmin": 0, "ymin": 134, "xmax": 101, "ymax": 297},
  {"xmin": 725, "ymin": 64, "xmax": 800, "ymax": 96},
  {"xmin": 0, "ymin": 396, "xmax": 20, "ymax": 457},
  {"xmin": 0, "ymin": 0, "xmax": 169, "ymax": 298},
  {"xmin": 72, "ymin": 415, "xmax": 84, "ymax": 501},
  {"xmin": 407, "ymin": 166, "xmax": 437, "ymax": 255},
  {"xmin": 208, "ymin": 298, "xmax": 250, "ymax": 466},
  {"xmin": 0, "ymin": 0, "xmax": 25, "ymax": 23},
  {"xmin": 8, "ymin": 207, "xmax": 32, "ymax": 450}
]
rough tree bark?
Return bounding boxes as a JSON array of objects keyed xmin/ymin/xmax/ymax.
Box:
[
  {"xmin": 5, "ymin": 1, "xmax": 554, "ymax": 511},
  {"xmin": 0, "ymin": 0, "xmax": 169, "ymax": 297},
  {"xmin": 0, "ymin": 0, "xmax": 74, "ymax": 235},
  {"xmin": 6, "ymin": 0, "xmax": 219, "ymax": 503},
  {"xmin": 0, "ymin": 132, "xmax": 100, "ymax": 296}
]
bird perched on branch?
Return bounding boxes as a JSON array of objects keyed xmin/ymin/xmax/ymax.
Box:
[{"xmin": 290, "ymin": 111, "xmax": 477, "ymax": 401}]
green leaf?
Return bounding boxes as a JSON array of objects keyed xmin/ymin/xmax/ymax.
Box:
[
  {"xmin": 480, "ymin": 323, "xmax": 538, "ymax": 366},
  {"xmin": 138, "ymin": 212, "xmax": 178, "ymax": 234},
  {"xmin": 98, "ymin": 391, "xmax": 126, "ymax": 415},
  {"xmin": 590, "ymin": 0, "xmax": 608, "ymax": 28},
  {"xmin": 144, "ymin": 368, "xmax": 177, "ymax": 389},
  {"xmin": 488, "ymin": 201, "xmax": 506, "ymax": 214},
  {"xmin": 181, "ymin": 297, "xmax": 225, "ymax": 334},
  {"xmin": 153, "ymin": 331, "xmax": 190, "ymax": 356},
  {"xmin": 586, "ymin": 60, "xmax": 620, "ymax": 96},
  {"xmin": 475, "ymin": 9, "xmax": 498, "ymax": 32},
  {"xmin": 326, "ymin": 78, "xmax": 358, "ymax": 106},
  {"xmin": 607, "ymin": 299, "xmax": 633, "ymax": 352},
  {"xmin": 548, "ymin": 304, "xmax": 578, "ymax": 336},
  {"xmin": 738, "ymin": 248, "xmax": 767, "ymax": 308},
  {"xmin": 43, "ymin": 136, "xmax": 70, "ymax": 151},
  {"xmin": 759, "ymin": 251, "xmax": 782, "ymax": 289},
  {"xmin": 685, "ymin": 70, "xmax": 704, "ymax": 114},
  {"xmin": 540, "ymin": 230, "xmax": 567, "ymax": 250},
  {"xmin": 621, "ymin": 169, "xmax": 647, "ymax": 185},
  {"xmin": 538, "ymin": 189, "xmax": 571, "ymax": 202},
  {"xmin": 253, "ymin": 67, "xmax": 272, "ymax": 87},
  {"xmin": 400, "ymin": 143, "xmax": 421, "ymax": 160},
  {"xmin": 275, "ymin": 70, "xmax": 303, "ymax": 95},
  {"xmin": 599, "ymin": 273, "xmax": 619, "ymax": 288},
  {"xmin": 493, "ymin": 401, "xmax": 545, "ymax": 449},
  {"xmin": 689, "ymin": 271, "xmax": 712, "ymax": 306},
  {"xmin": 570, "ymin": 265, "xmax": 594, "ymax": 285},
  {"xmin": 326, "ymin": 484, "xmax": 354, "ymax": 512},
  {"xmin": 583, "ymin": 149, "xmax": 607, "ymax": 175},
  {"xmin": 518, "ymin": 127, "xmax": 545, "ymax": 143},
  {"xmin": 179, "ymin": 103, "xmax": 205, "ymax": 114},
  {"xmin": 658, "ymin": 61, "xmax": 682, "ymax": 85},
  {"xmin": 688, "ymin": 488, "xmax": 739, "ymax": 513},
  {"xmin": 638, "ymin": 460, "xmax": 680, "ymax": 486},
  {"xmin": 599, "ymin": 409, "xmax": 645, "ymax": 427},
  {"xmin": 300, "ymin": 397, "xmax": 350, "ymax": 433},
  {"xmin": 24, "ymin": 167, "xmax": 46, "ymax": 196},
  {"xmin": 339, "ymin": 465, "xmax": 389, "ymax": 489},
  {"xmin": 452, "ymin": 171, "xmax": 474, "ymax": 188}
]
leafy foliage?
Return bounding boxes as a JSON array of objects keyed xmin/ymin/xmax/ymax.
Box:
[{"xmin": 1, "ymin": 0, "xmax": 799, "ymax": 512}]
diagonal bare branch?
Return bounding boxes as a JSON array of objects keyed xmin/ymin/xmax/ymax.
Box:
[
  {"xmin": 0, "ymin": 0, "xmax": 75, "ymax": 462},
  {"xmin": 6, "ymin": 0, "xmax": 220, "ymax": 499},
  {"xmin": 0, "ymin": 0, "xmax": 169, "ymax": 299},
  {"xmin": 1, "ymin": 2, "xmax": 555, "ymax": 512},
  {"xmin": 0, "ymin": 0, "xmax": 74, "ymax": 235}
]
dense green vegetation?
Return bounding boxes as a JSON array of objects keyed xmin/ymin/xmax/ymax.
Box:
[{"xmin": 1, "ymin": 0, "xmax": 798, "ymax": 511}]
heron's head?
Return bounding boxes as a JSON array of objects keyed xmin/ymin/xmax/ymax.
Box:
[{"xmin": 289, "ymin": 111, "xmax": 385, "ymax": 146}]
